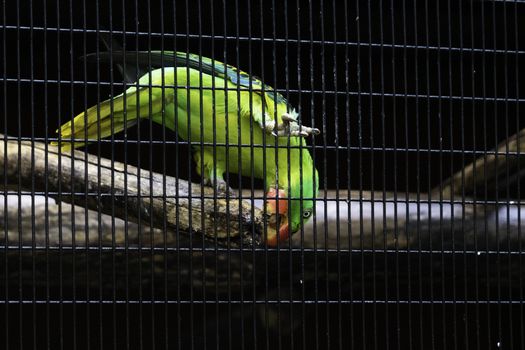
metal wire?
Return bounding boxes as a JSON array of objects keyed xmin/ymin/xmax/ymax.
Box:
[{"xmin": 1, "ymin": 1, "xmax": 524, "ymax": 349}]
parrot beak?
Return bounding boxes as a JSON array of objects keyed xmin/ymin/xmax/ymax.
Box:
[{"xmin": 265, "ymin": 188, "xmax": 290, "ymax": 246}]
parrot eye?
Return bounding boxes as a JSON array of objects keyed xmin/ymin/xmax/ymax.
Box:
[{"xmin": 302, "ymin": 209, "xmax": 312, "ymax": 219}]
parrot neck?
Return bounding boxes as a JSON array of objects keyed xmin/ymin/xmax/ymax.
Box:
[{"xmin": 267, "ymin": 146, "xmax": 316, "ymax": 199}]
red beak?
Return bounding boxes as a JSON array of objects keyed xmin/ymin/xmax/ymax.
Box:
[
  {"xmin": 265, "ymin": 188, "xmax": 289, "ymax": 246},
  {"xmin": 266, "ymin": 222, "xmax": 290, "ymax": 247},
  {"xmin": 266, "ymin": 188, "xmax": 288, "ymax": 215}
]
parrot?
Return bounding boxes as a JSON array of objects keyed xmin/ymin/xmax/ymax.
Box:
[{"xmin": 52, "ymin": 50, "xmax": 319, "ymax": 246}]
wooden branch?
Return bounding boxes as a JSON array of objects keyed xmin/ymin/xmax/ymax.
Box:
[
  {"xmin": 0, "ymin": 134, "xmax": 265, "ymax": 247},
  {"xmin": 4, "ymin": 190, "xmax": 524, "ymax": 252},
  {"xmin": 1, "ymin": 191, "xmax": 523, "ymax": 300},
  {"xmin": 434, "ymin": 128, "xmax": 525, "ymax": 199}
]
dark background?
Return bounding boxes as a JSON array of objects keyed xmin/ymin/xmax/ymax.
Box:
[{"xmin": 1, "ymin": 0, "xmax": 525, "ymax": 349}]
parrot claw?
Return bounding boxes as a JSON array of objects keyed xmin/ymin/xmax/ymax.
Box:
[
  {"xmin": 216, "ymin": 180, "xmax": 236, "ymax": 197},
  {"xmin": 270, "ymin": 114, "xmax": 321, "ymax": 138},
  {"xmin": 263, "ymin": 113, "xmax": 320, "ymax": 138},
  {"xmin": 204, "ymin": 178, "xmax": 236, "ymax": 197},
  {"xmin": 281, "ymin": 113, "xmax": 296, "ymax": 122}
]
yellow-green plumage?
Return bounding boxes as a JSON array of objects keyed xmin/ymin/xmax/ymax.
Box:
[{"xmin": 53, "ymin": 52, "xmax": 318, "ymax": 241}]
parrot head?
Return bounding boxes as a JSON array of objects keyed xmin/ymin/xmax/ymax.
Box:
[{"xmin": 265, "ymin": 159, "xmax": 318, "ymax": 246}]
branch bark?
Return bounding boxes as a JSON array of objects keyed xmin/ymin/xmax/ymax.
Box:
[
  {"xmin": 0, "ymin": 134, "xmax": 265, "ymax": 248},
  {"xmin": 433, "ymin": 128, "xmax": 525, "ymax": 199}
]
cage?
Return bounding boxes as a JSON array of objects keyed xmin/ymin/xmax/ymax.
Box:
[{"xmin": 1, "ymin": 0, "xmax": 524, "ymax": 349}]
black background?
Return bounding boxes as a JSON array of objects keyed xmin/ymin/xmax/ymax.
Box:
[{"xmin": 1, "ymin": 0, "xmax": 525, "ymax": 349}]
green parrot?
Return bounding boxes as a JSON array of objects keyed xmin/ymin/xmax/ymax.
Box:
[{"xmin": 52, "ymin": 51, "xmax": 319, "ymax": 246}]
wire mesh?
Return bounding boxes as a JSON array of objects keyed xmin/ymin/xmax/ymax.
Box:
[{"xmin": 1, "ymin": 0, "xmax": 524, "ymax": 349}]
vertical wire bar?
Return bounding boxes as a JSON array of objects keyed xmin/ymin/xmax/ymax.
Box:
[
  {"xmin": 359, "ymin": 1, "xmax": 367, "ymax": 346},
  {"xmin": 220, "ymin": 5, "xmax": 232, "ymax": 345},
  {"xmin": 121, "ymin": 1, "xmax": 131, "ymax": 347},
  {"xmin": 84, "ymin": 0, "xmax": 92, "ymax": 343},
  {"xmin": 434, "ymin": 0, "xmax": 447, "ymax": 346},
  {"xmin": 235, "ymin": 1, "xmax": 244, "ymax": 346},
  {"xmin": 104, "ymin": 6, "xmax": 117, "ymax": 349},
  {"xmin": 158, "ymin": 2, "xmax": 169, "ymax": 349},
  {"xmin": 218, "ymin": 8, "xmax": 233, "ymax": 344},
  {"xmin": 132, "ymin": 2, "xmax": 144, "ymax": 348},
  {"xmin": 294, "ymin": 1, "xmax": 307, "ymax": 347},
  {"xmin": 208, "ymin": 1, "xmax": 221, "ymax": 347},
  {"xmin": 67, "ymin": 0, "xmax": 78, "ymax": 347},
  {"xmin": 106, "ymin": 5, "xmax": 119, "ymax": 350},
  {"xmin": 195, "ymin": 1, "xmax": 207, "ymax": 347},
  {"xmin": 269, "ymin": 3, "xmax": 283, "ymax": 346},
  {"xmin": 353, "ymin": 0, "xmax": 362, "ymax": 347},
  {"xmin": 29, "ymin": 1, "xmax": 37, "ymax": 347},
  {"xmin": 330, "ymin": 0, "xmax": 342, "ymax": 348},
  {"xmin": 233, "ymin": 1, "xmax": 243, "ymax": 343},
  {"xmin": 42, "ymin": 1, "xmax": 51, "ymax": 348},
  {"xmin": 54, "ymin": 0, "xmax": 65, "ymax": 347},
  {"xmin": 134, "ymin": 0, "xmax": 144, "ymax": 350},
  {"xmin": 457, "ymin": 2, "xmax": 468, "ymax": 349},
  {"xmin": 423, "ymin": 1, "xmax": 435, "ymax": 348},
  {"xmin": 86, "ymin": 8, "xmax": 93, "ymax": 349},
  {"xmin": 411, "ymin": 1, "xmax": 423, "ymax": 347},
  {"xmin": 490, "ymin": 1, "xmax": 502, "ymax": 347},
  {"xmin": 501, "ymin": 1, "xmax": 513, "ymax": 348},
  {"xmin": 514, "ymin": 2, "xmax": 523, "ymax": 348},
  {"xmin": 256, "ymin": 0, "xmax": 270, "ymax": 347},
  {"xmin": 282, "ymin": 1, "xmax": 294, "ymax": 348},
  {"xmin": 234, "ymin": 0, "xmax": 245, "ymax": 347},
  {"xmin": 378, "ymin": 1, "xmax": 389, "ymax": 348},
  {"xmin": 145, "ymin": 1, "xmax": 156, "ymax": 347},
  {"xmin": 306, "ymin": 1, "xmax": 319, "ymax": 349},
  {"xmin": 479, "ymin": 0, "xmax": 491, "ymax": 347},
  {"xmin": 209, "ymin": 0, "xmax": 220, "ymax": 345},
  {"xmin": 387, "ymin": 1, "xmax": 400, "ymax": 348},
  {"xmin": 15, "ymin": 1, "xmax": 22, "ymax": 347},
  {"xmin": 365, "ymin": 2, "xmax": 377, "ymax": 346},
  {"xmin": 93, "ymin": 2, "xmax": 105, "ymax": 348},
  {"xmin": 219, "ymin": 0, "xmax": 230, "ymax": 346},
  {"xmin": 445, "ymin": 1, "xmax": 457, "ymax": 347},
  {"xmin": 157, "ymin": 2, "xmax": 169, "ymax": 349},
  {"xmin": 171, "ymin": 1, "xmax": 182, "ymax": 347},
  {"xmin": 220, "ymin": 6, "xmax": 233, "ymax": 345},
  {"xmin": 468, "ymin": 2, "xmax": 481, "ymax": 349},
  {"xmin": 343, "ymin": 0, "xmax": 355, "ymax": 348},
  {"xmin": 183, "ymin": 2, "xmax": 194, "ymax": 347},
  {"xmin": 91, "ymin": 1, "xmax": 98, "ymax": 348},
  {"xmin": 245, "ymin": 0, "xmax": 258, "ymax": 347},
  {"xmin": 318, "ymin": 1, "xmax": 331, "ymax": 347},
  {"xmin": 2, "ymin": 0, "xmax": 8, "ymax": 348},
  {"xmin": 401, "ymin": 0, "xmax": 413, "ymax": 347},
  {"xmin": 84, "ymin": 0, "xmax": 92, "ymax": 344}
]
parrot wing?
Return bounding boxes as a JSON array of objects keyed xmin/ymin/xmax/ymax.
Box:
[
  {"xmin": 83, "ymin": 49, "xmax": 315, "ymax": 137},
  {"xmin": 52, "ymin": 70, "xmax": 170, "ymax": 151},
  {"xmin": 83, "ymin": 50, "xmax": 290, "ymax": 106}
]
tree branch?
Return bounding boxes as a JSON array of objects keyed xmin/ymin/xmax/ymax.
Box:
[
  {"xmin": 0, "ymin": 134, "xmax": 265, "ymax": 248},
  {"xmin": 433, "ymin": 128, "xmax": 525, "ymax": 199}
]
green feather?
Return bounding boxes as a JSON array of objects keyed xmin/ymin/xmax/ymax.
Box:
[{"xmin": 58, "ymin": 53, "xmax": 318, "ymax": 242}]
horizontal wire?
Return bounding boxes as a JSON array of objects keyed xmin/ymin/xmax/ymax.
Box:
[
  {"xmin": 3, "ymin": 190, "xmax": 524, "ymax": 205},
  {"xmin": 0, "ymin": 245, "xmax": 523, "ymax": 255},
  {"xmin": 0, "ymin": 299, "xmax": 522, "ymax": 305},
  {"xmin": 5, "ymin": 136, "xmax": 525, "ymax": 156},
  {"xmin": 3, "ymin": 77, "xmax": 525, "ymax": 104},
  {"xmin": 2, "ymin": 24, "xmax": 525, "ymax": 56}
]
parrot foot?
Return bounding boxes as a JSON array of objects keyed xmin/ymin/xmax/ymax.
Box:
[
  {"xmin": 204, "ymin": 178, "xmax": 236, "ymax": 197},
  {"xmin": 269, "ymin": 113, "xmax": 321, "ymax": 138},
  {"xmin": 216, "ymin": 180, "xmax": 236, "ymax": 197}
]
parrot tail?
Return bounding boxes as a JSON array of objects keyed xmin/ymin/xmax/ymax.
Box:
[{"xmin": 51, "ymin": 94, "xmax": 140, "ymax": 151}]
